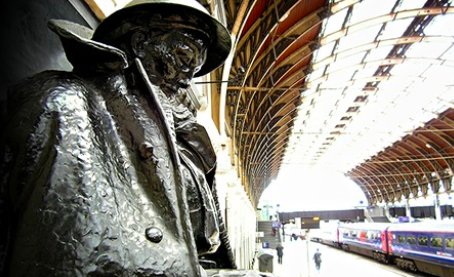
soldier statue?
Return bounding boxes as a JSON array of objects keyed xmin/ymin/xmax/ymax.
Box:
[{"xmin": 0, "ymin": 0, "xmax": 242, "ymax": 276}]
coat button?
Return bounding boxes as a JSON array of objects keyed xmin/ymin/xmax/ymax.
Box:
[
  {"xmin": 145, "ymin": 227, "xmax": 163, "ymax": 243},
  {"xmin": 139, "ymin": 142, "xmax": 153, "ymax": 160}
]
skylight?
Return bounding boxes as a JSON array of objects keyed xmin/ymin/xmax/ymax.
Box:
[{"xmin": 282, "ymin": 0, "xmax": 454, "ymax": 175}]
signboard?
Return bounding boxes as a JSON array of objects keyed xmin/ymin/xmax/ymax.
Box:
[{"xmin": 300, "ymin": 217, "xmax": 320, "ymax": 229}]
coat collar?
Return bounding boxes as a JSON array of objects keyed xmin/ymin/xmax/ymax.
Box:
[{"xmin": 48, "ymin": 19, "xmax": 129, "ymax": 71}]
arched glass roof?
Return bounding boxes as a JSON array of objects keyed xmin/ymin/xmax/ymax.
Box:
[{"xmin": 224, "ymin": 0, "xmax": 454, "ymax": 206}]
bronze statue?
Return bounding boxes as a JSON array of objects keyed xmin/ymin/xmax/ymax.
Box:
[{"xmin": 0, "ymin": 0, "xmax": 238, "ymax": 276}]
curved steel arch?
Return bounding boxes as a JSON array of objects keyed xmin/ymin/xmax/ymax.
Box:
[
  {"xmin": 227, "ymin": 0, "xmax": 327, "ymax": 200},
  {"xmin": 253, "ymin": 9, "xmax": 324, "ymax": 86},
  {"xmin": 321, "ymin": 7, "xmax": 454, "ymax": 45},
  {"xmin": 354, "ymin": 160, "xmax": 395, "ymax": 203},
  {"xmin": 244, "ymin": 101, "xmax": 298, "ymax": 177},
  {"xmin": 237, "ymin": 13, "xmax": 323, "ymax": 153},
  {"xmin": 349, "ymin": 110, "xmax": 454, "ymax": 203},
  {"xmin": 360, "ymin": 156, "xmax": 402, "ymax": 203},
  {"xmin": 365, "ymin": 153, "xmax": 408, "ymax": 202},
  {"xmin": 313, "ymin": 37, "xmax": 454, "ymax": 72},
  {"xmin": 383, "ymin": 147, "xmax": 424, "ymax": 200},
  {"xmin": 222, "ymin": 0, "xmax": 454, "ymax": 208},
  {"xmin": 348, "ymin": 167, "xmax": 382, "ymax": 204}
]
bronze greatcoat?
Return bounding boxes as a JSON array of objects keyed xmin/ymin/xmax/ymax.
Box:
[{"xmin": 0, "ymin": 20, "xmax": 220, "ymax": 277}]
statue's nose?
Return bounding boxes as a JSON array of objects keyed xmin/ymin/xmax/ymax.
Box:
[
  {"xmin": 175, "ymin": 46, "xmax": 203, "ymax": 73},
  {"xmin": 177, "ymin": 47, "xmax": 193, "ymax": 65}
]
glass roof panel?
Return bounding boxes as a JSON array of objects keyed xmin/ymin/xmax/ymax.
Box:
[
  {"xmin": 379, "ymin": 18, "xmax": 413, "ymax": 40},
  {"xmin": 442, "ymin": 45, "xmax": 454, "ymax": 59},
  {"xmin": 349, "ymin": 0, "xmax": 396, "ymax": 26},
  {"xmin": 325, "ymin": 70, "xmax": 356, "ymax": 84},
  {"xmin": 423, "ymin": 64, "xmax": 454, "ymax": 85},
  {"xmin": 307, "ymin": 68, "xmax": 325, "ymax": 83},
  {"xmin": 364, "ymin": 45, "xmax": 394, "ymax": 61},
  {"xmin": 323, "ymin": 7, "xmax": 348, "ymax": 35},
  {"xmin": 438, "ymin": 87, "xmax": 454, "ymax": 103},
  {"xmin": 337, "ymin": 25, "xmax": 382, "ymax": 52},
  {"xmin": 282, "ymin": 0, "xmax": 454, "ymax": 181},
  {"xmin": 424, "ymin": 96, "xmax": 451, "ymax": 115},
  {"xmin": 328, "ymin": 52, "xmax": 366, "ymax": 72},
  {"xmin": 406, "ymin": 42, "xmax": 452, "ymax": 59},
  {"xmin": 390, "ymin": 62, "xmax": 430, "ymax": 77},
  {"xmin": 425, "ymin": 14, "xmax": 454, "ymax": 36},
  {"xmin": 395, "ymin": 0, "xmax": 427, "ymax": 12},
  {"xmin": 352, "ymin": 66, "xmax": 376, "ymax": 79},
  {"xmin": 378, "ymin": 77, "xmax": 413, "ymax": 91},
  {"xmin": 313, "ymin": 41, "xmax": 336, "ymax": 62}
]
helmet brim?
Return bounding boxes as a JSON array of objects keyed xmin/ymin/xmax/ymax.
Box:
[{"xmin": 93, "ymin": 0, "xmax": 232, "ymax": 77}]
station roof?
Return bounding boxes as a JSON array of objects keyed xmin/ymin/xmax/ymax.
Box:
[{"xmin": 216, "ymin": 0, "xmax": 454, "ymax": 206}]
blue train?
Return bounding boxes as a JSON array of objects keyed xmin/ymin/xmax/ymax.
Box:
[{"xmin": 311, "ymin": 221, "xmax": 454, "ymax": 277}]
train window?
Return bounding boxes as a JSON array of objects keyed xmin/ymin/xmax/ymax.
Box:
[
  {"xmin": 397, "ymin": 235, "xmax": 406, "ymax": 244},
  {"xmin": 360, "ymin": 232, "xmax": 366, "ymax": 240},
  {"xmin": 407, "ymin": 236, "xmax": 416, "ymax": 245},
  {"xmin": 418, "ymin": 236, "xmax": 428, "ymax": 246},
  {"xmin": 446, "ymin": 238, "xmax": 454, "ymax": 249},
  {"xmin": 430, "ymin": 237, "xmax": 442, "ymax": 248},
  {"xmin": 372, "ymin": 232, "xmax": 380, "ymax": 240}
]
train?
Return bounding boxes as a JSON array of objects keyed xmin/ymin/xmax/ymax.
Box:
[{"xmin": 310, "ymin": 221, "xmax": 454, "ymax": 277}]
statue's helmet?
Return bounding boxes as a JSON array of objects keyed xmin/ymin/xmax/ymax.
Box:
[{"xmin": 92, "ymin": 0, "xmax": 232, "ymax": 77}]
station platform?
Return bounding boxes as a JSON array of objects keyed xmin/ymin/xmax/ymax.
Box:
[{"xmin": 255, "ymin": 238, "xmax": 423, "ymax": 277}]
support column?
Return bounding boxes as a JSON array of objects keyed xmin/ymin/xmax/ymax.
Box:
[
  {"xmin": 434, "ymin": 194, "xmax": 442, "ymax": 220},
  {"xmin": 405, "ymin": 199, "xmax": 412, "ymax": 219},
  {"xmin": 384, "ymin": 202, "xmax": 391, "ymax": 220}
]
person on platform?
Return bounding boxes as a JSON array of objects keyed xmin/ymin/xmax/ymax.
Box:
[
  {"xmin": 0, "ymin": 0, "xmax": 236, "ymax": 276},
  {"xmin": 276, "ymin": 242, "xmax": 284, "ymax": 264},
  {"xmin": 313, "ymin": 248, "xmax": 322, "ymax": 271}
]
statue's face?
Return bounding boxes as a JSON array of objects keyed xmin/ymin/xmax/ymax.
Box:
[{"xmin": 143, "ymin": 28, "xmax": 208, "ymax": 93}]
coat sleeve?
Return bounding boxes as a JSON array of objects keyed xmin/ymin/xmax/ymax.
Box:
[
  {"xmin": 1, "ymin": 71, "xmax": 78, "ymax": 209},
  {"xmin": 0, "ymin": 71, "xmax": 89, "ymax": 276}
]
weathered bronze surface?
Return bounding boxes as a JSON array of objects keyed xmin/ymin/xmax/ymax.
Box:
[{"xmin": 0, "ymin": 0, "xmax": 241, "ymax": 276}]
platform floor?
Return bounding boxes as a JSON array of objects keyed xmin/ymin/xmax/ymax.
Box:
[{"xmin": 256, "ymin": 238, "xmax": 424, "ymax": 277}]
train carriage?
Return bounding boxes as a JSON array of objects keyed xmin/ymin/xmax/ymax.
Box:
[
  {"xmin": 388, "ymin": 222, "xmax": 454, "ymax": 277},
  {"xmin": 338, "ymin": 222, "xmax": 391, "ymax": 263},
  {"xmin": 311, "ymin": 220, "xmax": 454, "ymax": 277},
  {"xmin": 310, "ymin": 222, "xmax": 340, "ymax": 247}
]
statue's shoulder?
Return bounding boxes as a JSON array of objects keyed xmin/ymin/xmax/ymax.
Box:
[
  {"xmin": 8, "ymin": 71, "xmax": 85, "ymax": 105},
  {"xmin": 2, "ymin": 70, "xmax": 85, "ymax": 143},
  {"xmin": 5, "ymin": 70, "xmax": 93, "ymax": 128},
  {"xmin": 12, "ymin": 70, "xmax": 78, "ymax": 87}
]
